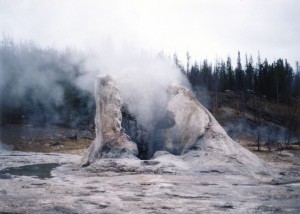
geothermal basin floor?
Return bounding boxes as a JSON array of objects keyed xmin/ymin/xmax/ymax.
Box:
[{"xmin": 0, "ymin": 151, "xmax": 300, "ymax": 213}]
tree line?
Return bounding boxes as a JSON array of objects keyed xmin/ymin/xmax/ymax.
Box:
[{"xmin": 174, "ymin": 51, "xmax": 299, "ymax": 104}]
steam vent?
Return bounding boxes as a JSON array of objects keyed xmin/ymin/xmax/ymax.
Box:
[{"xmin": 81, "ymin": 75, "xmax": 268, "ymax": 175}]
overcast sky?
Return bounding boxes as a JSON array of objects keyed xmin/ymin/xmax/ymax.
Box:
[{"xmin": 0, "ymin": 0, "xmax": 299, "ymax": 67}]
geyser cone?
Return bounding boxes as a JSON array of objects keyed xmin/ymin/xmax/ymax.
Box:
[
  {"xmin": 82, "ymin": 76, "xmax": 268, "ymax": 175},
  {"xmin": 163, "ymin": 86, "xmax": 267, "ymax": 174},
  {"xmin": 81, "ymin": 76, "xmax": 138, "ymax": 166}
]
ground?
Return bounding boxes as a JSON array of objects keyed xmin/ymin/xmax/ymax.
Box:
[
  {"xmin": 0, "ymin": 123, "xmax": 93, "ymax": 154},
  {"xmin": 0, "ymin": 150, "xmax": 299, "ymax": 213}
]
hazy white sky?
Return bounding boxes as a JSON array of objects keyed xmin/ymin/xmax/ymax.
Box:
[{"xmin": 0, "ymin": 0, "xmax": 299, "ymax": 66}]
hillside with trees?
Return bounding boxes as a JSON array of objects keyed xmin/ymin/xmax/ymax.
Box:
[{"xmin": 174, "ymin": 51, "xmax": 300, "ymax": 150}]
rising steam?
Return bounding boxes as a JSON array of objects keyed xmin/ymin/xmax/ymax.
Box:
[
  {"xmin": 0, "ymin": 140, "xmax": 12, "ymax": 153},
  {"xmin": 77, "ymin": 48, "xmax": 190, "ymax": 131},
  {"xmin": 0, "ymin": 37, "xmax": 189, "ymax": 133}
]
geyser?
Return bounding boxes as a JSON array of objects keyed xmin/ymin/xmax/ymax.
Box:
[
  {"xmin": 82, "ymin": 75, "xmax": 268, "ymax": 174},
  {"xmin": 81, "ymin": 75, "xmax": 188, "ymax": 166}
]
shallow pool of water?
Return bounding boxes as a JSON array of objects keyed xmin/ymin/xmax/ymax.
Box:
[{"xmin": 0, "ymin": 163, "xmax": 61, "ymax": 179}]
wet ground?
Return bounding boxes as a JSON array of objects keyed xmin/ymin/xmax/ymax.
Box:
[
  {"xmin": 0, "ymin": 163, "xmax": 61, "ymax": 179},
  {"xmin": 0, "ymin": 151, "xmax": 299, "ymax": 213}
]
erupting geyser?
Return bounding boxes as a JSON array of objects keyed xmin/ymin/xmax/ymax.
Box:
[{"xmin": 81, "ymin": 75, "xmax": 268, "ymax": 175}]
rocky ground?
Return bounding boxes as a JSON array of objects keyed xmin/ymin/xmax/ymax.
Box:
[
  {"xmin": 0, "ymin": 122, "xmax": 300, "ymax": 213},
  {"xmin": 0, "ymin": 149, "xmax": 299, "ymax": 213}
]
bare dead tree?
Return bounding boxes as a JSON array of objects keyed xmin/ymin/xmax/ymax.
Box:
[
  {"xmin": 256, "ymin": 129, "xmax": 261, "ymax": 151},
  {"xmin": 284, "ymin": 103, "xmax": 298, "ymax": 148},
  {"xmin": 266, "ymin": 128, "xmax": 277, "ymax": 152}
]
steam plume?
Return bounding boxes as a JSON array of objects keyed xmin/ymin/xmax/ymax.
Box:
[{"xmin": 77, "ymin": 48, "xmax": 190, "ymax": 131}]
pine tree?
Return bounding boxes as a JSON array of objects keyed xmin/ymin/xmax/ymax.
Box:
[
  {"xmin": 226, "ymin": 56, "xmax": 234, "ymax": 90},
  {"xmin": 293, "ymin": 61, "xmax": 300, "ymax": 97},
  {"xmin": 245, "ymin": 55, "xmax": 254, "ymax": 91},
  {"xmin": 254, "ymin": 52, "xmax": 263, "ymax": 95},
  {"xmin": 219, "ymin": 60, "xmax": 227, "ymax": 91},
  {"xmin": 201, "ymin": 59, "xmax": 212, "ymax": 90},
  {"xmin": 234, "ymin": 51, "xmax": 244, "ymax": 90},
  {"xmin": 189, "ymin": 62, "xmax": 200, "ymax": 87}
]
